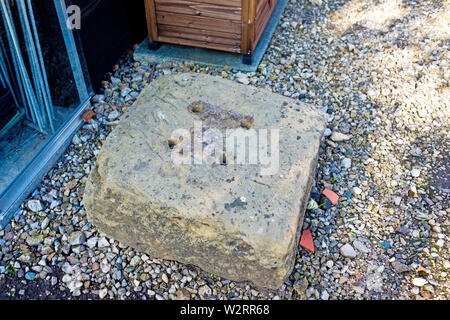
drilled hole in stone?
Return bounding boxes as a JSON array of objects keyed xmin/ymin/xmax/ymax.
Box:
[
  {"xmin": 168, "ymin": 138, "xmax": 179, "ymax": 149},
  {"xmin": 220, "ymin": 153, "xmax": 227, "ymax": 166}
]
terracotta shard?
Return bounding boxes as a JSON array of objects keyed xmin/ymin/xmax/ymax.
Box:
[
  {"xmin": 299, "ymin": 229, "xmax": 314, "ymax": 253},
  {"xmin": 322, "ymin": 188, "xmax": 339, "ymax": 205},
  {"xmin": 81, "ymin": 109, "xmax": 96, "ymax": 123}
]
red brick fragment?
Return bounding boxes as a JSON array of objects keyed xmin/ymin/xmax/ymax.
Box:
[
  {"xmin": 322, "ymin": 188, "xmax": 339, "ymax": 205},
  {"xmin": 299, "ymin": 229, "xmax": 314, "ymax": 253},
  {"xmin": 81, "ymin": 109, "xmax": 96, "ymax": 122}
]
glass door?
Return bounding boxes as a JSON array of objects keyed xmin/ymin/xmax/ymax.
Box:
[{"xmin": 0, "ymin": 0, "xmax": 93, "ymax": 227}]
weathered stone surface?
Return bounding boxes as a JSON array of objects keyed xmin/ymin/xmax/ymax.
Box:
[{"xmin": 84, "ymin": 73, "xmax": 326, "ymax": 289}]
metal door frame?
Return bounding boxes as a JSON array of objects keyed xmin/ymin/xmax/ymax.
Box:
[{"xmin": 0, "ymin": 0, "xmax": 93, "ymax": 228}]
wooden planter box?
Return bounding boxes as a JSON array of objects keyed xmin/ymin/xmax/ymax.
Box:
[{"xmin": 144, "ymin": 0, "xmax": 278, "ymax": 64}]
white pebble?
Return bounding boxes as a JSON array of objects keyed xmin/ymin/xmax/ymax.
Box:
[
  {"xmin": 340, "ymin": 244, "xmax": 357, "ymax": 258},
  {"xmin": 342, "ymin": 158, "xmax": 351, "ymax": 169},
  {"xmin": 99, "ymin": 288, "xmax": 108, "ymax": 299},
  {"xmin": 411, "ymin": 169, "xmax": 421, "ymax": 178},
  {"xmin": 412, "ymin": 278, "xmax": 427, "ymax": 287}
]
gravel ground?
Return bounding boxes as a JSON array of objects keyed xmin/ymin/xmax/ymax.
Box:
[{"xmin": 0, "ymin": 0, "xmax": 448, "ymax": 300}]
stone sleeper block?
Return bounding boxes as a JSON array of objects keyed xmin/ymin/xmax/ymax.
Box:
[{"xmin": 84, "ymin": 73, "xmax": 326, "ymax": 289}]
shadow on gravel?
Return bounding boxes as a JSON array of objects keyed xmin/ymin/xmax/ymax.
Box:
[
  {"xmin": 0, "ymin": 266, "xmax": 96, "ymax": 300},
  {"xmin": 322, "ymin": 0, "xmax": 448, "ymax": 297}
]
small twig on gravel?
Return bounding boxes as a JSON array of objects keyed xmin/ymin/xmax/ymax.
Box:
[{"xmin": 149, "ymin": 62, "xmax": 156, "ymax": 84}]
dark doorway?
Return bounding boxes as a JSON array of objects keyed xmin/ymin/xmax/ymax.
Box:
[{"xmin": 68, "ymin": 0, "xmax": 148, "ymax": 88}]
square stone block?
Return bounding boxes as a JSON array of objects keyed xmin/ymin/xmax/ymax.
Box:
[{"xmin": 84, "ymin": 73, "xmax": 326, "ymax": 289}]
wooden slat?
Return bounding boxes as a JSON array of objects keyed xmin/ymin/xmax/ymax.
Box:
[
  {"xmin": 255, "ymin": 7, "xmax": 270, "ymax": 45},
  {"xmin": 187, "ymin": 0, "xmax": 241, "ymax": 7},
  {"xmin": 254, "ymin": 0, "xmax": 277, "ymax": 49},
  {"xmin": 159, "ymin": 24, "xmax": 240, "ymax": 40},
  {"xmin": 155, "ymin": 0, "xmax": 241, "ymax": 22},
  {"xmin": 257, "ymin": 0, "xmax": 278, "ymax": 20},
  {"xmin": 158, "ymin": 27, "xmax": 240, "ymax": 47},
  {"xmin": 256, "ymin": 0, "xmax": 267, "ymax": 19},
  {"xmin": 255, "ymin": 0, "xmax": 269, "ymax": 40},
  {"xmin": 240, "ymin": 0, "xmax": 250, "ymax": 55},
  {"xmin": 144, "ymin": 0, "xmax": 159, "ymax": 41},
  {"xmin": 247, "ymin": 0, "xmax": 256, "ymax": 55},
  {"xmin": 157, "ymin": 35, "xmax": 238, "ymax": 53},
  {"xmin": 156, "ymin": 11, "xmax": 241, "ymax": 34}
]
